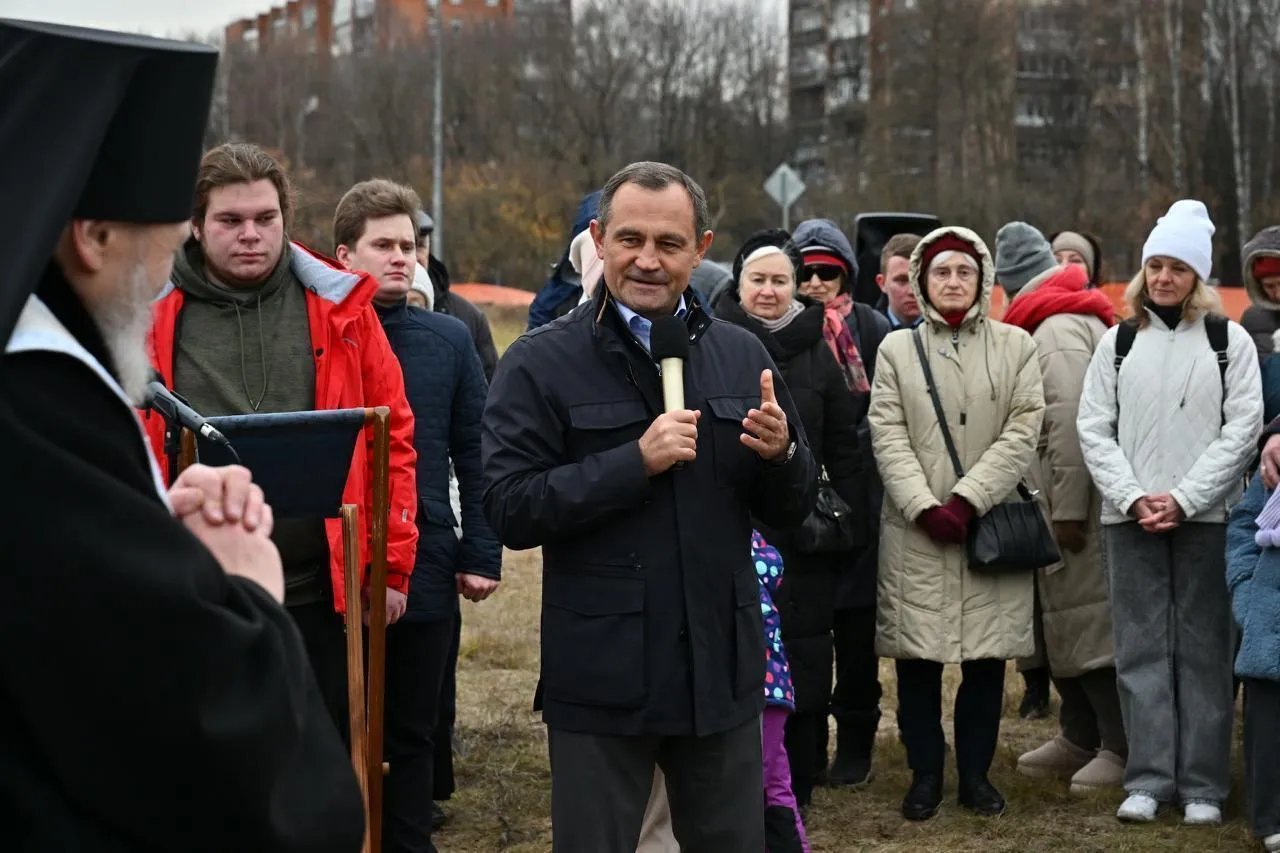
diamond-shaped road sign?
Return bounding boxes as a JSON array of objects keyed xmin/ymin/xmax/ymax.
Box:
[{"xmin": 764, "ymin": 162, "xmax": 806, "ymax": 210}]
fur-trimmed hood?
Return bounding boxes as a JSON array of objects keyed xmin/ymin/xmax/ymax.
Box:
[
  {"xmin": 1244, "ymin": 226, "xmax": 1280, "ymax": 310},
  {"xmin": 908, "ymin": 226, "xmax": 995, "ymax": 331}
]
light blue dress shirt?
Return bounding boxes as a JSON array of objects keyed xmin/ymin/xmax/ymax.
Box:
[{"xmin": 613, "ymin": 294, "xmax": 688, "ymax": 354}]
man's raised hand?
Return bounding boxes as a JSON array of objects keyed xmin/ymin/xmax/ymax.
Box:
[{"xmin": 741, "ymin": 369, "xmax": 790, "ymax": 461}]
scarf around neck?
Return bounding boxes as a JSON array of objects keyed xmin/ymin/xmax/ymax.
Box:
[
  {"xmin": 1002, "ymin": 267, "xmax": 1116, "ymax": 334},
  {"xmin": 753, "ymin": 299, "xmax": 804, "ymax": 332},
  {"xmin": 821, "ymin": 293, "xmax": 871, "ymax": 393}
]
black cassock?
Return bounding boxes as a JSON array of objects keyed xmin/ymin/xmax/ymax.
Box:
[{"xmin": 0, "ymin": 274, "xmax": 365, "ymax": 851}]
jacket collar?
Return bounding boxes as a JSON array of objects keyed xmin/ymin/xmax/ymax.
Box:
[
  {"xmin": 374, "ymin": 298, "xmax": 411, "ymax": 329},
  {"xmin": 590, "ymin": 280, "xmax": 713, "ymax": 346}
]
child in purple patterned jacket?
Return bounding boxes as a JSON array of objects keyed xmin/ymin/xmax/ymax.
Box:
[{"xmin": 754, "ymin": 530, "xmax": 811, "ymax": 853}]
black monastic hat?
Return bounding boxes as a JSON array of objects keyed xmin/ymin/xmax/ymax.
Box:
[{"xmin": 0, "ymin": 19, "xmax": 218, "ymax": 341}]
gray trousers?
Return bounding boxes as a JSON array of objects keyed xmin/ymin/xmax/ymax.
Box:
[
  {"xmin": 548, "ymin": 717, "xmax": 763, "ymax": 853},
  {"xmin": 1105, "ymin": 522, "xmax": 1234, "ymax": 804}
]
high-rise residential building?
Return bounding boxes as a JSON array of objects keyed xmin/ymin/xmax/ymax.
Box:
[
  {"xmin": 224, "ymin": 0, "xmax": 569, "ymax": 56},
  {"xmin": 791, "ymin": 0, "xmax": 1172, "ymax": 203},
  {"xmin": 787, "ymin": 0, "xmax": 873, "ymax": 181}
]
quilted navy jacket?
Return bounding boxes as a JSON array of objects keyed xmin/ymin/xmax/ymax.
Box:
[{"xmin": 377, "ymin": 301, "xmax": 501, "ymax": 621}]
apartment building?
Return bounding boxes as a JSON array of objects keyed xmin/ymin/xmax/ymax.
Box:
[
  {"xmin": 224, "ymin": 0, "xmax": 568, "ymax": 57},
  {"xmin": 787, "ymin": 0, "xmax": 873, "ymax": 180},
  {"xmin": 790, "ymin": 0, "xmax": 1179, "ymax": 192}
]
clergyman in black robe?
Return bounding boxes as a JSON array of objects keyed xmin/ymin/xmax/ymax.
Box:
[{"xmin": 0, "ymin": 19, "xmax": 364, "ymax": 851}]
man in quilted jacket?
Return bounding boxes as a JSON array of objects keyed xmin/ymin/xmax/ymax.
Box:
[
  {"xmin": 335, "ymin": 179, "xmax": 499, "ymax": 850},
  {"xmin": 334, "ymin": 179, "xmax": 500, "ymax": 853}
]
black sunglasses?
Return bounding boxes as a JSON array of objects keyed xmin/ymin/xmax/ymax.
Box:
[{"xmin": 800, "ymin": 265, "xmax": 843, "ymax": 282}]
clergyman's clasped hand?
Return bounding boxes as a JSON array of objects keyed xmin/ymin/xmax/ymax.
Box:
[{"xmin": 169, "ymin": 464, "xmax": 285, "ymax": 604}]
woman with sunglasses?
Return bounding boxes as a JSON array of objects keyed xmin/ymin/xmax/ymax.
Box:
[{"xmin": 790, "ymin": 219, "xmax": 892, "ymax": 790}]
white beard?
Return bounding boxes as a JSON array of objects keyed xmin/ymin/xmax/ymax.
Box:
[{"xmin": 89, "ymin": 262, "xmax": 156, "ymax": 406}]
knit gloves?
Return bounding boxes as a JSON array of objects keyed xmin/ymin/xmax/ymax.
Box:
[{"xmin": 918, "ymin": 496, "xmax": 975, "ymax": 545}]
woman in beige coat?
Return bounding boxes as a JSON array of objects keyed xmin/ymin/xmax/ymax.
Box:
[
  {"xmin": 869, "ymin": 227, "xmax": 1045, "ymax": 821},
  {"xmin": 996, "ymin": 222, "xmax": 1126, "ymax": 794}
]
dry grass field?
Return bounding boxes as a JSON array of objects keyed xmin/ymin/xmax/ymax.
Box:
[
  {"xmin": 440, "ymin": 307, "xmax": 1257, "ymax": 851},
  {"xmin": 439, "ymin": 550, "xmax": 1256, "ymax": 853}
]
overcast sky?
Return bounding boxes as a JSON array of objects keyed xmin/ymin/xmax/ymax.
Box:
[{"xmin": 4, "ymin": 0, "xmax": 269, "ymax": 37}]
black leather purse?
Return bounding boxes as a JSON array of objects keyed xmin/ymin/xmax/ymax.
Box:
[
  {"xmin": 912, "ymin": 329, "xmax": 1060, "ymax": 574},
  {"xmin": 794, "ymin": 470, "xmax": 858, "ymax": 554}
]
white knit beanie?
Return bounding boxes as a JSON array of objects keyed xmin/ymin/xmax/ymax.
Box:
[
  {"xmin": 411, "ymin": 262, "xmax": 434, "ymax": 310},
  {"xmin": 1141, "ymin": 199, "xmax": 1215, "ymax": 282}
]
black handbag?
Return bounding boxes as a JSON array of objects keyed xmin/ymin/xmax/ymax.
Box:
[
  {"xmin": 911, "ymin": 329, "xmax": 1060, "ymax": 574},
  {"xmin": 794, "ymin": 470, "xmax": 857, "ymax": 554}
]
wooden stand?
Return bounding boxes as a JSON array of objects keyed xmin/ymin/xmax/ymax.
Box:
[{"xmin": 177, "ymin": 405, "xmax": 393, "ymax": 853}]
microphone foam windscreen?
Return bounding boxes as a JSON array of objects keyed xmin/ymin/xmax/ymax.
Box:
[{"xmin": 650, "ymin": 315, "xmax": 690, "ymax": 361}]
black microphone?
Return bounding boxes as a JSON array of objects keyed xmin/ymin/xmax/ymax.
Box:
[
  {"xmin": 144, "ymin": 381, "xmax": 233, "ymax": 449},
  {"xmin": 650, "ymin": 315, "xmax": 690, "ymax": 413}
]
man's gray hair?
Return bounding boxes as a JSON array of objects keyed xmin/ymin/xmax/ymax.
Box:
[{"xmin": 597, "ymin": 162, "xmax": 711, "ymax": 238}]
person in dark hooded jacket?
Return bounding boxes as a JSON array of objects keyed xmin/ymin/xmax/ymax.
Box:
[
  {"xmin": 1242, "ymin": 227, "xmax": 1280, "ymax": 425},
  {"xmin": 526, "ymin": 191, "xmax": 601, "ymax": 331},
  {"xmin": 790, "ymin": 217, "xmax": 891, "ymax": 789},
  {"xmin": 415, "ymin": 211, "xmax": 498, "ymax": 383},
  {"xmin": 712, "ymin": 228, "xmax": 864, "ymax": 808}
]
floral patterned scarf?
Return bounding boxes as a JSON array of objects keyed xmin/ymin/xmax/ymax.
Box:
[{"xmin": 821, "ymin": 293, "xmax": 871, "ymax": 394}]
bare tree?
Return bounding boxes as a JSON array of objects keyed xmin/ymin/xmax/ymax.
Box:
[
  {"xmin": 1134, "ymin": 0, "xmax": 1152, "ymax": 198},
  {"xmin": 1163, "ymin": 0, "xmax": 1186, "ymax": 194}
]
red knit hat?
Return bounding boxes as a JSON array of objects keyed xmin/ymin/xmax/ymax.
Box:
[
  {"xmin": 799, "ymin": 246, "xmax": 851, "ymax": 275},
  {"xmin": 920, "ymin": 233, "xmax": 981, "ymax": 274},
  {"xmin": 1253, "ymin": 256, "xmax": 1280, "ymax": 280}
]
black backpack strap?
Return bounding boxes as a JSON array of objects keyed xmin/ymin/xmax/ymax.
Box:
[
  {"xmin": 1113, "ymin": 319, "xmax": 1138, "ymax": 421},
  {"xmin": 1205, "ymin": 314, "xmax": 1230, "ymax": 425},
  {"xmin": 1114, "ymin": 319, "xmax": 1138, "ymax": 370}
]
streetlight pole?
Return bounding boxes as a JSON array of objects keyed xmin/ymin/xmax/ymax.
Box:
[{"xmin": 430, "ymin": 0, "xmax": 445, "ymax": 259}]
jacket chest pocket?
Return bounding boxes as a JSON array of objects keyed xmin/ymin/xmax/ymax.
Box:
[
  {"xmin": 705, "ymin": 395, "xmax": 758, "ymax": 490},
  {"xmin": 567, "ymin": 400, "xmax": 650, "ymax": 460},
  {"xmin": 542, "ymin": 570, "xmax": 647, "ymax": 709}
]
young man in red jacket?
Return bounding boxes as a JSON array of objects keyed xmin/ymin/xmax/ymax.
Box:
[{"xmin": 145, "ymin": 142, "xmax": 418, "ymax": 734}]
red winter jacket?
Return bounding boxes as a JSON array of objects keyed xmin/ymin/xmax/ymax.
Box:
[{"xmin": 144, "ymin": 242, "xmax": 418, "ymax": 614}]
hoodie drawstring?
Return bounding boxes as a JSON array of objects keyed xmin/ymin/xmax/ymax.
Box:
[{"xmin": 232, "ymin": 292, "xmax": 272, "ymax": 411}]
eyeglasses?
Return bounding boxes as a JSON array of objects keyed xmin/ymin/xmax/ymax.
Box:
[
  {"xmin": 929, "ymin": 265, "xmax": 977, "ymax": 282},
  {"xmin": 801, "ymin": 265, "xmax": 843, "ymax": 282}
]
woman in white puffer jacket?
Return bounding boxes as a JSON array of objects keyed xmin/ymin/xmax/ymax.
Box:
[{"xmin": 1077, "ymin": 200, "xmax": 1263, "ymax": 827}]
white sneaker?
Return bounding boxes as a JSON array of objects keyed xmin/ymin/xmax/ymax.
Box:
[
  {"xmin": 1116, "ymin": 792, "xmax": 1159, "ymax": 823},
  {"xmin": 1263, "ymin": 832, "xmax": 1280, "ymax": 852},
  {"xmin": 1182, "ymin": 802, "xmax": 1222, "ymax": 825}
]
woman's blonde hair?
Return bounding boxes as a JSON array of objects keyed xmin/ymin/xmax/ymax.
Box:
[{"xmin": 1123, "ymin": 264, "xmax": 1223, "ymax": 328}]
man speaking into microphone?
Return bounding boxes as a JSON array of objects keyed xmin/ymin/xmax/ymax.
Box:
[{"xmin": 482, "ymin": 162, "xmax": 817, "ymax": 852}]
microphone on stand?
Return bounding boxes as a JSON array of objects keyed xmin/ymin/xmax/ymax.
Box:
[
  {"xmin": 144, "ymin": 377, "xmax": 240, "ymax": 474},
  {"xmin": 145, "ymin": 381, "xmax": 233, "ymax": 448},
  {"xmin": 650, "ymin": 315, "xmax": 690, "ymax": 413}
]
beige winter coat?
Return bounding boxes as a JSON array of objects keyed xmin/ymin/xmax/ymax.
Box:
[
  {"xmin": 1007, "ymin": 269, "xmax": 1115, "ymax": 678},
  {"xmin": 869, "ymin": 227, "xmax": 1045, "ymax": 663}
]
